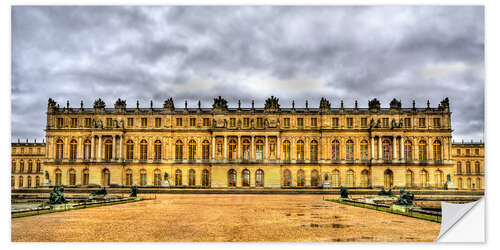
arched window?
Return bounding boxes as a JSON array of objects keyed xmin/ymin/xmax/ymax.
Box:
[
  {"xmin": 404, "ymin": 140, "xmax": 412, "ymax": 161},
  {"xmin": 126, "ymin": 169, "xmax": 133, "ymax": 186},
  {"xmin": 28, "ymin": 160, "xmax": 33, "ymax": 173},
  {"xmin": 297, "ymin": 169, "xmax": 305, "ymax": 187},
  {"xmin": 346, "ymin": 140, "xmax": 354, "ymax": 160},
  {"xmin": 154, "ymin": 169, "xmax": 162, "ymax": 186},
  {"xmin": 175, "ymin": 169, "xmax": 182, "ymax": 186},
  {"xmin": 35, "ymin": 176, "xmax": 40, "ymax": 187},
  {"xmin": 242, "ymin": 139, "xmax": 250, "ymax": 160},
  {"xmin": 102, "ymin": 168, "xmax": 110, "ymax": 186},
  {"xmin": 256, "ymin": 139, "xmax": 264, "ymax": 160},
  {"xmin": 140, "ymin": 169, "xmax": 147, "ymax": 186},
  {"xmin": 126, "ymin": 140, "xmax": 134, "ymax": 160},
  {"xmin": 202, "ymin": 140, "xmax": 210, "ymax": 160},
  {"xmin": 310, "ymin": 140, "xmax": 318, "ymax": 161},
  {"xmin": 55, "ymin": 169, "xmax": 62, "ymax": 185},
  {"xmin": 420, "ymin": 170, "xmax": 429, "ymax": 187},
  {"xmin": 475, "ymin": 162, "xmax": 481, "ymax": 173},
  {"xmin": 19, "ymin": 176, "xmax": 24, "ymax": 188},
  {"xmin": 384, "ymin": 169, "xmax": 393, "ymax": 188},
  {"xmin": 458, "ymin": 178, "xmax": 463, "ymax": 189},
  {"xmin": 347, "ymin": 170, "xmax": 354, "ymax": 187},
  {"xmin": 476, "ymin": 178, "xmax": 481, "ymax": 189},
  {"xmin": 242, "ymin": 169, "xmax": 250, "ymax": 187},
  {"xmin": 406, "ymin": 170, "xmax": 414, "ymax": 187},
  {"xmin": 69, "ymin": 168, "xmax": 76, "ymax": 186},
  {"xmin": 216, "ymin": 138, "xmax": 223, "ymax": 158},
  {"xmin": 11, "ymin": 176, "xmax": 15, "ymax": 188},
  {"xmin": 189, "ymin": 140, "xmax": 196, "ymax": 160},
  {"xmin": 140, "ymin": 140, "xmax": 148, "ymax": 160},
  {"xmin": 457, "ymin": 161, "xmax": 462, "ymax": 174},
  {"xmin": 332, "ymin": 169, "xmax": 340, "ymax": 187},
  {"xmin": 228, "ymin": 169, "xmax": 237, "ymax": 187},
  {"xmin": 27, "ymin": 176, "xmax": 32, "ymax": 187},
  {"xmin": 466, "ymin": 161, "xmax": 471, "ymax": 173},
  {"xmin": 311, "ymin": 170, "xmax": 319, "ymax": 187},
  {"xmin": 435, "ymin": 169, "xmax": 443, "ymax": 187},
  {"xmin": 176, "ymin": 140, "xmax": 184, "ymax": 160},
  {"xmin": 383, "ymin": 140, "xmax": 391, "ymax": 161},
  {"xmin": 466, "ymin": 178, "xmax": 472, "ymax": 189},
  {"xmin": 202, "ymin": 169, "xmax": 210, "ymax": 187},
  {"xmin": 20, "ymin": 160, "xmax": 24, "ymax": 172},
  {"xmin": 11, "ymin": 160, "xmax": 16, "ymax": 173},
  {"xmin": 296, "ymin": 140, "xmax": 304, "ymax": 161},
  {"xmin": 189, "ymin": 169, "xmax": 196, "ymax": 186},
  {"xmin": 70, "ymin": 139, "xmax": 77, "ymax": 160},
  {"xmin": 104, "ymin": 139, "xmax": 113, "ymax": 160},
  {"xmin": 82, "ymin": 168, "xmax": 89, "ymax": 185},
  {"xmin": 56, "ymin": 139, "xmax": 64, "ymax": 160},
  {"xmin": 283, "ymin": 140, "xmax": 290, "ymax": 161},
  {"xmin": 256, "ymin": 169, "xmax": 264, "ymax": 187},
  {"xmin": 154, "ymin": 140, "xmax": 162, "ymax": 160},
  {"xmin": 360, "ymin": 140, "xmax": 369, "ymax": 160},
  {"xmin": 419, "ymin": 140, "xmax": 427, "ymax": 161},
  {"xmin": 332, "ymin": 140, "xmax": 340, "ymax": 160},
  {"xmin": 228, "ymin": 139, "xmax": 237, "ymax": 160},
  {"xmin": 83, "ymin": 139, "xmax": 91, "ymax": 160},
  {"xmin": 36, "ymin": 161, "xmax": 41, "ymax": 172},
  {"xmin": 361, "ymin": 170, "xmax": 369, "ymax": 187},
  {"xmin": 433, "ymin": 140, "xmax": 442, "ymax": 161},
  {"xmin": 283, "ymin": 169, "xmax": 291, "ymax": 187}
]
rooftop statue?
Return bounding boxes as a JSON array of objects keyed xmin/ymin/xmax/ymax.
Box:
[
  {"xmin": 212, "ymin": 96, "xmax": 228, "ymax": 111},
  {"xmin": 163, "ymin": 97, "xmax": 175, "ymax": 111},
  {"xmin": 389, "ymin": 98, "xmax": 402, "ymax": 110},
  {"xmin": 319, "ymin": 97, "xmax": 331, "ymax": 112},
  {"xmin": 93, "ymin": 98, "xmax": 106, "ymax": 109},
  {"xmin": 264, "ymin": 96, "xmax": 280, "ymax": 112},
  {"xmin": 130, "ymin": 185, "xmax": 138, "ymax": 198},
  {"xmin": 114, "ymin": 98, "xmax": 126, "ymax": 109},
  {"xmin": 368, "ymin": 98, "xmax": 381, "ymax": 110}
]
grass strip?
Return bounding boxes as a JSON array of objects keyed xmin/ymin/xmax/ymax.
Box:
[
  {"xmin": 12, "ymin": 199, "xmax": 144, "ymax": 219},
  {"xmin": 326, "ymin": 199, "xmax": 441, "ymax": 223}
]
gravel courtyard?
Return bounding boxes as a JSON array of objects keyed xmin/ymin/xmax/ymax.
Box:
[{"xmin": 11, "ymin": 194, "xmax": 440, "ymax": 242}]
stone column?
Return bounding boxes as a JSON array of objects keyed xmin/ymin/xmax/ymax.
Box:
[
  {"xmin": 224, "ymin": 136, "xmax": 227, "ymax": 160},
  {"xmin": 212, "ymin": 135, "xmax": 216, "ymax": 160},
  {"xmin": 370, "ymin": 136, "xmax": 375, "ymax": 160},
  {"xmin": 91, "ymin": 136, "xmax": 95, "ymax": 159},
  {"xmin": 251, "ymin": 136, "xmax": 255, "ymax": 160},
  {"xmin": 238, "ymin": 135, "xmax": 241, "ymax": 160},
  {"xmin": 378, "ymin": 136, "xmax": 382, "ymax": 160},
  {"xmin": 392, "ymin": 136, "xmax": 397, "ymax": 161},
  {"xmin": 265, "ymin": 136, "xmax": 268, "ymax": 160},
  {"xmin": 120, "ymin": 135, "xmax": 124, "ymax": 160},
  {"xmin": 112, "ymin": 135, "xmax": 116, "ymax": 160},
  {"xmin": 277, "ymin": 136, "xmax": 281, "ymax": 160},
  {"xmin": 78, "ymin": 137, "xmax": 83, "ymax": 160},
  {"xmin": 400, "ymin": 136, "xmax": 404, "ymax": 160},
  {"xmin": 98, "ymin": 135, "xmax": 102, "ymax": 160}
]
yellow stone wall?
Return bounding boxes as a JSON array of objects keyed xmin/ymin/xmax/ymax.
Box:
[
  {"xmin": 11, "ymin": 142, "xmax": 45, "ymax": 188},
  {"xmin": 452, "ymin": 142, "xmax": 484, "ymax": 190}
]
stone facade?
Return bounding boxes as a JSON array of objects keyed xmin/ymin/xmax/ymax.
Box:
[
  {"xmin": 452, "ymin": 141, "xmax": 484, "ymax": 190},
  {"xmin": 35, "ymin": 96, "xmax": 459, "ymax": 189},
  {"xmin": 11, "ymin": 141, "xmax": 45, "ymax": 188}
]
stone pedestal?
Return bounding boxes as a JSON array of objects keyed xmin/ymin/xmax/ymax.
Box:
[
  {"xmin": 323, "ymin": 182, "xmax": 331, "ymax": 189},
  {"xmin": 445, "ymin": 180, "xmax": 458, "ymax": 190},
  {"xmin": 51, "ymin": 203, "xmax": 73, "ymax": 210},
  {"xmin": 391, "ymin": 204, "xmax": 416, "ymax": 213},
  {"xmin": 162, "ymin": 180, "xmax": 170, "ymax": 187},
  {"xmin": 43, "ymin": 179, "xmax": 50, "ymax": 186}
]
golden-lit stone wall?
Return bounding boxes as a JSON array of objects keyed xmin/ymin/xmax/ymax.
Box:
[
  {"xmin": 452, "ymin": 142, "xmax": 484, "ymax": 190},
  {"xmin": 11, "ymin": 142, "xmax": 45, "ymax": 189}
]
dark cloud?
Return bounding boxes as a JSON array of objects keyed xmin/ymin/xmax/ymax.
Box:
[{"xmin": 11, "ymin": 6, "xmax": 484, "ymax": 142}]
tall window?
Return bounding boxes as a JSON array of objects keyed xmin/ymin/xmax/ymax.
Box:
[
  {"xmin": 332, "ymin": 140, "xmax": 340, "ymax": 160},
  {"xmin": 230, "ymin": 118, "xmax": 236, "ymax": 127},
  {"xmin": 19, "ymin": 176, "xmax": 24, "ymax": 188},
  {"xmin": 332, "ymin": 118, "xmax": 339, "ymax": 128},
  {"xmin": 283, "ymin": 169, "xmax": 291, "ymax": 187},
  {"xmin": 242, "ymin": 169, "xmax": 250, "ymax": 187},
  {"xmin": 435, "ymin": 170, "xmax": 443, "ymax": 187},
  {"xmin": 466, "ymin": 161, "xmax": 471, "ymax": 173},
  {"xmin": 419, "ymin": 118, "xmax": 426, "ymax": 128},
  {"xmin": 140, "ymin": 169, "xmax": 147, "ymax": 186},
  {"xmin": 257, "ymin": 118, "xmax": 264, "ymax": 128},
  {"xmin": 70, "ymin": 139, "xmax": 77, "ymax": 160},
  {"xmin": 69, "ymin": 169, "xmax": 76, "ymax": 186},
  {"xmin": 243, "ymin": 118, "xmax": 249, "ymax": 127},
  {"xmin": 11, "ymin": 177, "xmax": 15, "ymax": 188},
  {"xmin": 255, "ymin": 169, "xmax": 264, "ymax": 187},
  {"xmin": 11, "ymin": 160, "xmax": 16, "ymax": 173},
  {"xmin": 202, "ymin": 140, "xmax": 210, "ymax": 160},
  {"xmin": 28, "ymin": 160, "xmax": 33, "ymax": 172},
  {"xmin": 55, "ymin": 139, "xmax": 64, "ymax": 160},
  {"xmin": 361, "ymin": 118, "xmax": 368, "ymax": 128},
  {"xmin": 189, "ymin": 169, "xmax": 196, "ymax": 186},
  {"xmin": 83, "ymin": 139, "xmax": 91, "ymax": 160},
  {"xmin": 457, "ymin": 161, "xmax": 462, "ymax": 174},
  {"xmin": 419, "ymin": 140, "xmax": 427, "ymax": 161},
  {"xmin": 127, "ymin": 118, "xmax": 134, "ymax": 127},
  {"xmin": 82, "ymin": 168, "xmax": 89, "ymax": 185},
  {"xmin": 140, "ymin": 140, "xmax": 148, "ymax": 160},
  {"xmin": 311, "ymin": 118, "xmax": 317, "ymax": 127},
  {"xmin": 27, "ymin": 176, "xmax": 32, "ymax": 187},
  {"xmin": 102, "ymin": 168, "xmax": 110, "ymax": 186},
  {"xmin": 176, "ymin": 140, "xmax": 184, "ymax": 160},
  {"xmin": 283, "ymin": 140, "xmax": 290, "ymax": 161},
  {"xmin": 35, "ymin": 176, "xmax": 40, "ymax": 187},
  {"xmin": 126, "ymin": 140, "xmax": 134, "ymax": 160},
  {"xmin": 203, "ymin": 118, "xmax": 210, "ymax": 127},
  {"xmin": 154, "ymin": 140, "xmax": 162, "ymax": 160},
  {"xmin": 202, "ymin": 169, "xmax": 210, "ymax": 187},
  {"xmin": 346, "ymin": 118, "xmax": 353, "ymax": 128},
  {"xmin": 420, "ymin": 170, "xmax": 429, "ymax": 187},
  {"xmin": 433, "ymin": 140, "xmax": 442, "ymax": 161},
  {"xmin": 360, "ymin": 140, "xmax": 368, "ymax": 160},
  {"xmin": 404, "ymin": 140, "xmax": 412, "ymax": 161},
  {"xmin": 175, "ymin": 169, "xmax": 182, "ymax": 186},
  {"xmin": 155, "ymin": 118, "xmax": 162, "ymax": 128},
  {"xmin": 433, "ymin": 118, "xmax": 441, "ymax": 128},
  {"xmin": 383, "ymin": 140, "xmax": 391, "ymax": 161},
  {"xmin": 154, "ymin": 169, "xmax": 162, "ymax": 186},
  {"xmin": 384, "ymin": 169, "xmax": 393, "ymax": 188},
  {"xmin": 56, "ymin": 118, "xmax": 64, "ymax": 128},
  {"xmin": 228, "ymin": 139, "xmax": 237, "ymax": 160},
  {"xmin": 176, "ymin": 118, "xmax": 182, "ymax": 127},
  {"xmin": 332, "ymin": 170, "xmax": 340, "ymax": 187},
  {"xmin": 256, "ymin": 139, "xmax": 264, "ymax": 160},
  {"xmin": 346, "ymin": 140, "xmax": 354, "ymax": 160},
  {"xmin": 297, "ymin": 170, "xmax": 305, "ymax": 187},
  {"xmin": 55, "ymin": 169, "xmax": 62, "ymax": 185},
  {"xmin": 106, "ymin": 118, "xmax": 112, "ymax": 128},
  {"xmin": 85, "ymin": 118, "xmax": 91, "ymax": 128},
  {"xmin": 347, "ymin": 170, "xmax": 354, "ymax": 187},
  {"xmin": 242, "ymin": 139, "xmax": 250, "ymax": 160},
  {"xmin": 20, "ymin": 160, "xmax": 24, "ymax": 172},
  {"xmin": 188, "ymin": 140, "xmax": 196, "ymax": 160},
  {"xmin": 189, "ymin": 118, "xmax": 196, "ymax": 127},
  {"xmin": 126, "ymin": 169, "xmax": 133, "ymax": 186},
  {"xmin": 361, "ymin": 170, "xmax": 369, "ymax": 187},
  {"xmin": 141, "ymin": 117, "xmax": 147, "ymax": 127},
  {"xmin": 404, "ymin": 118, "xmax": 411, "ymax": 128},
  {"xmin": 283, "ymin": 118, "xmax": 290, "ymax": 128},
  {"xmin": 475, "ymin": 162, "xmax": 481, "ymax": 173},
  {"xmin": 406, "ymin": 170, "xmax": 414, "ymax": 187},
  {"xmin": 311, "ymin": 170, "xmax": 319, "ymax": 187},
  {"xmin": 105, "ymin": 139, "xmax": 113, "ymax": 160},
  {"xmin": 228, "ymin": 169, "xmax": 236, "ymax": 187},
  {"xmin": 382, "ymin": 118, "xmax": 389, "ymax": 128},
  {"xmin": 297, "ymin": 118, "xmax": 303, "ymax": 128},
  {"xmin": 310, "ymin": 140, "xmax": 318, "ymax": 161},
  {"xmin": 296, "ymin": 140, "xmax": 304, "ymax": 161}
]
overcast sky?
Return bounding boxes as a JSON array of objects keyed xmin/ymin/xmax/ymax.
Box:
[{"xmin": 12, "ymin": 6, "xmax": 484, "ymax": 142}]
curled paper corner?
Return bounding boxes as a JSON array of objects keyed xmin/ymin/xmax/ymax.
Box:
[{"xmin": 436, "ymin": 197, "xmax": 484, "ymax": 242}]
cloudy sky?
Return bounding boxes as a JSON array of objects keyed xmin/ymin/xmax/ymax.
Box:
[{"xmin": 12, "ymin": 6, "xmax": 484, "ymax": 142}]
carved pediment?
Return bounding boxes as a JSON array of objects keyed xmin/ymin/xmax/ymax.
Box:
[
  {"xmin": 266, "ymin": 117, "xmax": 279, "ymax": 128},
  {"xmin": 264, "ymin": 96, "xmax": 280, "ymax": 112},
  {"xmin": 93, "ymin": 98, "xmax": 106, "ymax": 109},
  {"xmin": 212, "ymin": 96, "xmax": 228, "ymax": 112}
]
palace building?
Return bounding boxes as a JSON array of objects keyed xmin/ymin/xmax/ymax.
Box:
[
  {"xmin": 11, "ymin": 140, "xmax": 45, "ymax": 188},
  {"xmin": 452, "ymin": 141, "xmax": 484, "ymax": 190},
  {"xmin": 35, "ymin": 96, "xmax": 464, "ymax": 189}
]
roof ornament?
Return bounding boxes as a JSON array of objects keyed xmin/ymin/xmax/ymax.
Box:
[
  {"xmin": 212, "ymin": 96, "xmax": 228, "ymax": 112},
  {"xmin": 368, "ymin": 98, "xmax": 381, "ymax": 112},
  {"xmin": 319, "ymin": 97, "xmax": 331, "ymax": 112},
  {"xmin": 355, "ymin": 100, "xmax": 358, "ymax": 110},
  {"xmin": 150, "ymin": 100, "xmax": 153, "ymax": 109},
  {"xmin": 389, "ymin": 98, "xmax": 402, "ymax": 110},
  {"xmin": 238, "ymin": 100, "xmax": 241, "ymax": 110},
  {"xmin": 163, "ymin": 98, "xmax": 175, "ymax": 112},
  {"xmin": 66, "ymin": 100, "xmax": 69, "ymax": 109},
  {"xmin": 264, "ymin": 96, "xmax": 280, "ymax": 113},
  {"xmin": 114, "ymin": 98, "xmax": 126, "ymax": 110},
  {"xmin": 427, "ymin": 100, "xmax": 430, "ymax": 109},
  {"xmin": 93, "ymin": 98, "xmax": 106, "ymax": 109},
  {"xmin": 136, "ymin": 100, "xmax": 139, "ymax": 109},
  {"xmin": 80, "ymin": 100, "xmax": 83, "ymax": 110}
]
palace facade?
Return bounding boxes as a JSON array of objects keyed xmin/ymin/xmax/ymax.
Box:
[
  {"xmin": 37, "ymin": 96, "xmax": 459, "ymax": 189},
  {"xmin": 11, "ymin": 140, "xmax": 45, "ymax": 188},
  {"xmin": 452, "ymin": 141, "xmax": 484, "ymax": 190}
]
